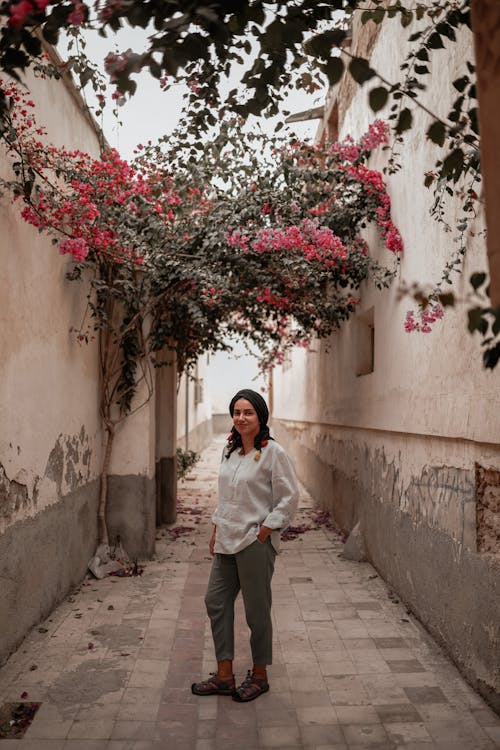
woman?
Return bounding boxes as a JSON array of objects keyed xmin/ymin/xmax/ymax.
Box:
[{"xmin": 191, "ymin": 388, "xmax": 299, "ymax": 702}]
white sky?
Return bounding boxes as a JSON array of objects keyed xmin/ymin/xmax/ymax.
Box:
[{"xmin": 66, "ymin": 25, "xmax": 323, "ymax": 160}]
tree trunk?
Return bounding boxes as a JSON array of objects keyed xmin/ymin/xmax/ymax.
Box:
[{"xmin": 98, "ymin": 424, "xmax": 115, "ymax": 545}]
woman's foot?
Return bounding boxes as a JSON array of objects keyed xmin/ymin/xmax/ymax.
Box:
[
  {"xmin": 232, "ymin": 670, "xmax": 269, "ymax": 702},
  {"xmin": 191, "ymin": 673, "xmax": 236, "ymax": 696}
]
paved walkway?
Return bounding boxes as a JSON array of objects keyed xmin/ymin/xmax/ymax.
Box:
[{"xmin": 0, "ymin": 436, "xmax": 499, "ymax": 750}]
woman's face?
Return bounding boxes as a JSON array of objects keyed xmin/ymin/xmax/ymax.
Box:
[{"xmin": 232, "ymin": 398, "xmax": 260, "ymax": 441}]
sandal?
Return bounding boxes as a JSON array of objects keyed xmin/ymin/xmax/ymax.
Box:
[
  {"xmin": 232, "ymin": 670, "xmax": 269, "ymax": 702},
  {"xmin": 191, "ymin": 673, "xmax": 236, "ymax": 696}
]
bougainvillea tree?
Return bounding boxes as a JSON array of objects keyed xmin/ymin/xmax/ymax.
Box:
[{"xmin": 0, "ymin": 79, "xmax": 401, "ymax": 543}]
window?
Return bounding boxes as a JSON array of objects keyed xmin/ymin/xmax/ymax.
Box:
[{"xmin": 355, "ymin": 307, "xmax": 375, "ymax": 376}]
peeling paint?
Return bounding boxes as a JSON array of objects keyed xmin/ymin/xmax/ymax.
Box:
[
  {"xmin": 403, "ymin": 465, "xmax": 475, "ymax": 545},
  {"xmin": 0, "ymin": 427, "xmax": 94, "ymax": 534},
  {"xmin": 0, "ymin": 464, "xmax": 29, "ymax": 518}
]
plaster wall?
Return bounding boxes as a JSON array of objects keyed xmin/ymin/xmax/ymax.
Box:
[
  {"xmin": 107, "ymin": 375, "xmax": 157, "ymax": 557},
  {"xmin": 177, "ymin": 354, "xmax": 213, "ymax": 453},
  {"xmin": 0, "ymin": 70, "xmax": 104, "ymax": 663},
  {"xmin": 272, "ymin": 19, "xmax": 500, "ymax": 709}
]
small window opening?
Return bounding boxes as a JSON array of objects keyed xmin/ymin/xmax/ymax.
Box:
[{"xmin": 356, "ymin": 307, "xmax": 375, "ymax": 376}]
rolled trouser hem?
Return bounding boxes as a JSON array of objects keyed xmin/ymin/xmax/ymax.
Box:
[{"xmin": 215, "ymin": 652, "xmax": 235, "ymax": 661}]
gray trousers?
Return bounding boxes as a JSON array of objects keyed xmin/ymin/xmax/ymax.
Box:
[{"xmin": 204, "ymin": 539, "xmax": 276, "ymax": 665}]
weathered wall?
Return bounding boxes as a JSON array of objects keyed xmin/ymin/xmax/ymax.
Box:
[
  {"xmin": 0, "ymin": 66, "xmax": 104, "ymax": 663},
  {"xmin": 108, "ymin": 374, "xmax": 156, "ymax": 557},
  {"xmin": 273, "ymin": 15, "xmax": 500, "ymax": 710},
  {"xmin": 177, "ymin": 355, "xmax": 213, "ymax": 453}
]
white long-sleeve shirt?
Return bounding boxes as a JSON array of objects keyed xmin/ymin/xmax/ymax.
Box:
[{"xmin": 212, "ymin": 439, "xmax": 299, "ymax": 554}]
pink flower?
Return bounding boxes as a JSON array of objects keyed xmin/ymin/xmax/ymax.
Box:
[
  {"xmin": 68, "ymin": 1, "xmax": 86, "ymax": 25},
  {"xmin": 404, "ymin": 311, "xmax": 420, "ymax": 333},
  {"xmin": 59, "ymin": 237, "xmax": 89, "ymax": 263},
  {"xmin": 9, "ymin": 0, "xmax": 34, "ymax": 27}
]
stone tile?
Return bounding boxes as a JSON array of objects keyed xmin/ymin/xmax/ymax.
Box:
[
  {"xmin": 375, "ymin": 703, "xmax": 423, "ymax": 723},
  {"xmin": 296, "ymin": 705, "xmax": 338, "ymax": 724},
  {"xmin": 335, "ymin": 705, "xmax": 380, "ymax": 724},
  {"xmin": 110, "ymin": 721, "xmax": 157, "ymax": 740},
  {"xmin": 116, "ymin": 701, "xmax": 160, "ymax": 722},
  {"xmin": 325, "ymin": 674, "xmax": 371, "ymax": 706},
  {"xmin": 394, "ymin": 673, "xmax": 441, "ymax": 688},
  {"xmin": 341, "ymin": 722, "xmax": 389, "ymax": 745},
  {"xmin": 121, "ymin": 687, "xmax": 163, "ymax": 705},
  {"xmin": 299, "ymin": 723, "xmax": 345, "ymax": 746},
  {"xmin": 196, "ymin": 740, "xmax": 217, "ymax": 750},
  {"xmin": 259, "ymin": 724, "xmax": 300, "ymax": 750},
  {"xmin": 216, "ymin": 724, "xmax": 260, "ymax": 748},
  {"xmin": 24, "ymin": 718, "xmax": 74, "ymax": 739},
  {"xmin": 471, "ymin": 708, "xmax": 500, "ymax": 728},
  {"xmin": 67, "ymin": 719, "xmax": 115, "ymax": 740},
  {"xmin": 387, "ymin": 660, "xmax": 426, "ymax": 673},
  {"xmin": 403, "ymin": 686, "xmax": 448, "ymax": 704},
  {"xmin": 372, "ymin": 636, "xmax": 407, "ymax": 648},
  {"xmin": 425, "ymin": 718, "xmax": 492, "ymax": 744},
  {"xmin": 256, "ymin": 708, "xmax": 298, "ymax": 726},
  {"xmin": 291, "ymin": 690, "xmax": 333, "ymax": 708},
  {"xmin": 343, "ymin": 639, "xmax": 377, "ymax": 652},
  {"xmin": 9, "ymin": 742, "xmax": 66, "ymax": 750},
  {"xmin": 483, "ymin": 725, "xmax": 500, "ymax": 744},
  {"xmin": 385, "ymin": 722, "xmax": 434, "ymax": 744},
  {"xmin": 62, "ymin": 743, "xmax": 109, "ymax": 750},
  {"xmin": 319, "ymin": 658, "xmax": 357, "ymax": 676}
]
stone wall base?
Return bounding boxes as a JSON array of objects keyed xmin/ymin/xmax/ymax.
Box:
[
  {"xmin": 0, "ymin": 480, "xmax": 99, "ymax": 666},
  {"xmin": 107, "ymin": 474, "xmax": 156, "ymax": 559}
]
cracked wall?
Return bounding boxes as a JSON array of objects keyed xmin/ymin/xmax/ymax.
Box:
[{"xmin": 0, "ymin": 429, "xmax": 94, "ymax": 535}]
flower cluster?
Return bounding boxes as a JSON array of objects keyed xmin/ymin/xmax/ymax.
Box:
[
  {"xmin": 348, "ymin": 165, "xmax": 403, "ymax": 254},
  {"xmin": 405, "ymin": 304, "xmax": 444, "ymax": 333},
  {"xmin": 9, "ymin": 0, "xmax": 49, "ymax": 28},
  {"xmin": 251, "ymin": 219, "xmax": 347, "ymax": 268}
]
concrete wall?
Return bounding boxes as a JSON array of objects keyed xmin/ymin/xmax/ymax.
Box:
[
  {"xmin": 108, "ymin": 372, "xmax": 156, "ymax": 558},
  {"xmin": 0, "ymin": 67, "xmax": 104, "ymax": 663},
  {"xmin": 272, "ymin": 17, "xmax": 500, "ymax": 710}
]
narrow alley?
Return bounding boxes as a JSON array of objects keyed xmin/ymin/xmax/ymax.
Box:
[{"xmin": 0, "ymin": 436, "xmax": 498, "ymax": 750}]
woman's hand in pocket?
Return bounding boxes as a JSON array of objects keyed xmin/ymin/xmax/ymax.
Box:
[{"xmin": 257, "ymin": 525, "xmax": 272, "ymax": 543}]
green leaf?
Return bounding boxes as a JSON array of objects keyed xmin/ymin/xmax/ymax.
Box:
[
  {"xmin": 304, "ymin": 29, "xmax": 346, "ymax": 59},
  {"xmin": 484, "ymin": 344, "xmax": 500, "ymax": 370},
  {"xmin": 453, "ymin": 75, "xmax": 469, "ymax": 92},
  {"xmin": 470, "ymin": 272, "xmax": 487, "ymax": 290},
  {"xmin": 428, "ymin": 32, "xmax": 445, "ymax": 49},
  {"xmin": 395, "ymin": 108, "xmax": 412, "ymax": 134},
  {"xmin": 492, "ymin": 310, "xmax": 500, "ymax": 337},
  {"xmin": 369, "ymin": 86, "xmax": 388, "ymax": 112},
  {"xmin": 323, "ymin": 56, "xmax": 344, "ymax": 85},
  {"xmin": 348, "ymin": 57, "xmax": 375, "ymax": 84},
  {"xmin": 468, "ymin": 307, "xmax": 488, "ymax": 335},
  {"xmin": 416, "ymin": 48, "xmax": 429, "ymax": 62},
  {"xmin": 427, "ymin": 121, "xmax": 446, "ymax": 147},
  {"xmin": 438, "ymin": 292, "xmax": 455, "ymax": 307},
  {"xmin": 441, "ymin": 148, "xmax": 464, "ymax": 180}
]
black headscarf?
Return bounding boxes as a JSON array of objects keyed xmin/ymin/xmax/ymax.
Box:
[{"xmin": 226, "ymin": 389, "xmax": 272, "ymax": 458}]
